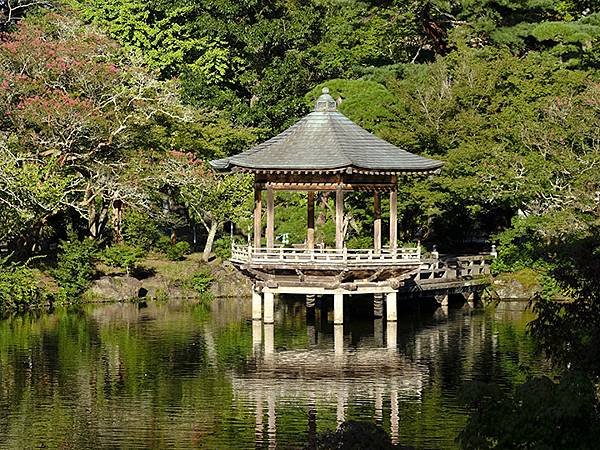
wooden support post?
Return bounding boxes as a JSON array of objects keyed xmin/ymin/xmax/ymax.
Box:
[
  {"xmin": 306, "ymin": 294, "xmax": 316, "ymax": 309},
  {"xmin": 253, "ymin": 185, "xmax": 262, "ymax": 249},
  {"xmin": 373, "ymin": 293, "xmax": 383, "ymax": 318},
  {"xmin": 387, "ymin": 321, "xmax": 397, "ymax": 350},
  {"xmin": 389, "ymin": 179, "xmax": 398, "ymax": 251},
  {"xmin": 266, "ymin": 187, "xmax": 275, "ymax": 249},
  {"xmin": 334, "ymin": 292, "xmax": 344, "ymax": 324},
  {"xmin": 335, "ymin": 186, "xmax": 344, "ymax": 250},
  {"xmin": 374, "ymin": 318, "xmax": 383, "ymax": 347},
  {"xmin": 252, "ymin": 289, "xmax": 262, "ymax": 320},
  {"xmin": 386, "ymin": 292, "xmax": 397, "ymax": 321},
  {"xmin": 435, "ymin": 294, "xmax": 449, "ymax": 307},
  {"xmin": 374, "ymin": 192, "xmax": 381, "ymax": 253},
  {"xmin": 307, "ymin": 191, "xmax": 315, "ymax": 250},
  {"xmin": 464, "ymin": 291, "xmax": 477, "ymax": 308},
  {"xmin": 264, "ymin": 291, "xmax": 274, "ymax": 323}
]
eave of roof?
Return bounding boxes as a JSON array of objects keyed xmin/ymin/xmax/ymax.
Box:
[{"xmin": 210, "ymin": 88, "xmax": 443, "ymax": 174}]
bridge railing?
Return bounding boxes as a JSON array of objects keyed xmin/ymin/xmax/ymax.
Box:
[
  {"xmin": 417, "ymin": 254, "xmax": 493, "ymax": 282},
  {"xmin": 231, "ymin": 243, "xmax": 421, "ymax": 267}
]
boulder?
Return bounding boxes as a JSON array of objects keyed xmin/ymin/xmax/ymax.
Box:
[{"xmin": 89, "ymin": 276, "xmax": 143, "ymax": 301}]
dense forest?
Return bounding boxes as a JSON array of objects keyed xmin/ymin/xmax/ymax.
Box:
[{"xmin": 1, "ymin": 0, "xmax": 599, "ymax": 446}]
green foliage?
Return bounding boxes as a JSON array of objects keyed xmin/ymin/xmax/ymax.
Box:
[
  {"xmin": 459, "ymin": 372, "xmax": 600, "ymax": 449},
  {"xmin": 52, "ymin": 236, "xmax": 98, "ymax": 301},
  {"xmin": 156, "ymin": 237, "xmax": 191, "ymax": 261},
  {"xmin": 213, "ymin": 237, "xmax": 231, "ymax": 260},
  {"xmin": 189, "ymin": 268, "xmax": 213, "ymax": 296},
  {"xmin": 0, "ymin": 258, "xmax": 46, "ymax": 309},
  {"xmin": 100, "ymin": 243, "xmax": 145, "ymax": 273},
  {"xmin": 346, "ymin": 236, "xmax": 373, "ymax": 249},
  {"xmin": 122, "ymin": 210, "xmax": 161, "ymax": 249}
]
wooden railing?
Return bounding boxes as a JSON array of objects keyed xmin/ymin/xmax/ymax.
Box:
[
  {"xmin": 231, "ymin": 243, "xmax": 421, "ymax": 267},
  {"xmin": 416, "ymin": 255, "xmax": 493, "ymax": 282}
]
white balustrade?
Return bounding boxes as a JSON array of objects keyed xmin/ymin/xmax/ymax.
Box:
[{"xmin": 230, "ymin": 243, "xmax": 421, "ymax": 266}]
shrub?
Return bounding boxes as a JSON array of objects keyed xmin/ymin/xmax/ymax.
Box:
[
  {"xmin": 213, "ymin": 236, "xmax": 232, "ymax": 259},
  {"xmin": 0, "ymin": 260, "xmax": 46, "ymax": 309},
  {"xmin": 156, "ymin": 236, "xmax": 191, "ymax": 261},
  {"xmin": 154, "ymin": 235, "xmax": 173, "ymax": 253},
  {"xmin": 122, "ymin": 210, "xmax": 161, "ymax": 249},
  {"xmin": 53, "ymin": 235, "xmax": 98, "ymax": 301},
  {"xmin": 166, "ymin": 241, "xmax": 190, "ymax": 261},
  {"xmin": 190, "ymin": 268, "xmax": 213, "ymax": 295},
  {"xmin": 100, "ymin": 243, "xmax": 145, "ymax": 274}
]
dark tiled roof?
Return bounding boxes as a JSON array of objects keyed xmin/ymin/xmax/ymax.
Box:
[{"xmin": 210, "ymin": 88, "xmax": 443, "ymax": 174}]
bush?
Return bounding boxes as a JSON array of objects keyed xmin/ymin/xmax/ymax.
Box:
[
  {"xmin": 122, "ymin": 209, "xmax": 161, "ymax": 249},
  {"xmin": 53, "ymin": 235, "xmax": 98, "ymax": 301},
  {"xmin": 213, "ymin": 236, "xmax": 232, "ymax": 259},
  {"xmin": 0, "ymin": 260, "xmax": 46, "ymax": 309},
  {"xmin": 100, "ymin": 243, "xmax": 145, "ymax": 273},
  {"xmin": 156, "ymin": 236, "xmax": 191, "ymax": 261},
  {"xmin": 167, "ymin": 241, "xmax": 190, "ymax": 261},
  {"xmin": 190, "ymin": 268, "xmax": 213, "ymax": 295}
]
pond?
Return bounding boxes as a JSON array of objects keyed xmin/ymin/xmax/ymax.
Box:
[{"xmin": 0, "ymin": 296, "xmax": 545, "ymax": 449}]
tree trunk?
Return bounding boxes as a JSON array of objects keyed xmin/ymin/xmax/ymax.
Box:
[
  {"xmin": 112, "ymin": 198, "xmax": 123, "ymax": 243},
  {"xmin": 202, "ymin": 221, "xmax": 219, "ymax": 262}
]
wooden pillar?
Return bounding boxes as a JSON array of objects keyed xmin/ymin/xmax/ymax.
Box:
[
  {"xmin": 386, "ymin": 292, "xmax": 397, "ymax": 321},
  {"xmin": 373, "ymin": 192, "xmax": 381, "ymax": 253},
  {"xmin": 307, "ymin": 191, "xmax": 315, "ymax": 250},
  {"xmin": 264, "ymin": 291, "xmax": 274, "ymax": 323},
  {"xmin": 335, "ymin": 186, "xmax": 344, "ymax": 250},
  {"xmin": 253, "ymin": 185, "xmax": 262, "ymax": 248},
  {"xmin": 387, "ymin": 321, "xmax": 397, "ymax": 350},
  {"xmin": 389, "ymin": 178, "xmax": 398, "ymax": 250},
  {"xmin": 266, "ymin": 186, "xmax": 275, "ymax": 248},
  {"xmin": 252, "ymin": 289, "xmax": 262, "ymax": 320},
  {"xmin": 334, "ymin": 292, "xmax": 344, "ymax": 324},
  {"xmin": 373, "ymin": 293, "xmax": 383, "ymax": 318}
]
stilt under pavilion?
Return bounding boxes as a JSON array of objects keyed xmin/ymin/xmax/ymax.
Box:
[{"xmin": 211, "ymin": 87, "xmax": 443, "ymax": 324}]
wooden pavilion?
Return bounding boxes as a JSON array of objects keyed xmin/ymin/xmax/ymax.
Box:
[{"xmin": 211, "ymin": 87, "xmax": 443, "ymax": 323}]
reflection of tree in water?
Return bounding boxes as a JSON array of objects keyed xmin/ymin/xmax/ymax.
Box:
[{"xmin": 310, "ymin": 420, "xmax": 414, "ymax": 450}]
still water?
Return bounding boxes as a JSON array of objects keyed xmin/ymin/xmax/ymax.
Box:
[{"xmin": 0, "ymin": 296, "xmax": 543, "ymax": 449}]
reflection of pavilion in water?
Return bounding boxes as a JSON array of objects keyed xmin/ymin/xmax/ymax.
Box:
[{"xmin": 228, "ymin": 300, "xmax": 495, "ymax": 448}]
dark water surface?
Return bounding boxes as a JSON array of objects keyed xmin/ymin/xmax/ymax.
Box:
[{"xmin": 0, "ymin": 296, "xmax": 545, "ymax": 449}]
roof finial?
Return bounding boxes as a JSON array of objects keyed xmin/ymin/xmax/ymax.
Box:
[{"xmin": 315, "ymin": 86, "xmax": 337, "ymax": 112}]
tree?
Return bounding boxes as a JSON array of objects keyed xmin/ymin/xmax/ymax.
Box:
[
  {"xmin": 0, "ymin": 10, "xmax": 205, "ymax": 246},
  {"xmin": 160, "ymin": 152, "xmax": 253, "ymax": 261},
  {"xmin": 0, "ymin": 136, "xmax": 74, "ymax": 251}
]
